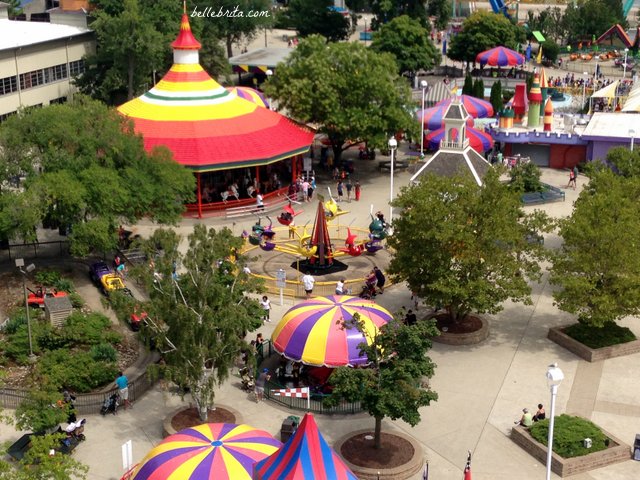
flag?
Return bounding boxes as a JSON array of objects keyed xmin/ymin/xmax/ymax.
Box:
[
  {"xmin": 272, "ymin": 387, "xmax": 309, "ymax": 398},
  {"xmin": 525, "ymin": 44, "xmax": 532, "ymax": 62},
  {"xmin": 422, "ymin": 462, "xmax": 429, "ymax": 480},
  {"xmin": 536, "ymin": 46, "xmax": 543, "ymax": 64},
  {"xmin": 449, "ymin": 79, "xmax": 458, "ymax": 95},
  {"xmin": 464, "ymin": 451, "xmax": 472, "ymax": 480}
]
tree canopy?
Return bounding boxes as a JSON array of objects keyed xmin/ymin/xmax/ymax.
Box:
[
  {"xmin": 0, "ymin": 96, "xmax": 195, "ymax": 255},
  {"xmin": 371, "ymin": 15, "xmax": 441, "ymax": 77},
  {"xmin": 561, "ymin": 0, "xmax": 623, "ymax": 44},
  {"xmin": 447, "ymin": 11, "xmax": 525, "ymax": 65},
  {"xmin": 326, "ymin": 313, "xmax": 438, "ymax": 449},
  {"xmin": 369, "ymin": 0, "xmax": 430, "ymax": 28},
  {"xmin": 284, "ymin": 0, "xmax": 351, "ymax": 42},
  {"xmin": 132, "ymin": 226, "xmax": 263, "ymax": 421},
  {"xmin": 550, "ymin": 157, "xmax": 640, "ymax": 327},
  {"xmin": 387, "ymin": 170, "xmax": 551, "ymax": 324},
  {"xmin": 264, "ymin": 35, "xmax": 417, "ymax": 160}
]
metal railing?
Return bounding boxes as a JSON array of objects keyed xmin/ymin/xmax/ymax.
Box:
[
  {"xmin": 265, "ymin": 381, "xmax": 362, "ymax": 414},
  {"xmin": 0, "ymin": 240, "xmax": 70, "ymax": 265}
]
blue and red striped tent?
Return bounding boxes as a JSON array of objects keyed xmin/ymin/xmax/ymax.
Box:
[
  {"xmin": 253, "ymin": 413, "xmax": 357, "ymax": 480},
  {"xmin": 475, "ymin": 46, "xmax": 525, "ymax": 67}
]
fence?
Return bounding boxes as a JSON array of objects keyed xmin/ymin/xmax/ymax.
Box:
[
  {"xmin": 0, "ymin": 240, "xmax": 70, "ymax": 265},
  {"xmin": 0, "ymin": 368, "xmax": 156, "ymax": 415}
]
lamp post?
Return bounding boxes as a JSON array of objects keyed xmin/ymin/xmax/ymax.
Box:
[
  {"xmin": 545, "ymin": 363, "xmax": 564, "ymax": 480},
  {"xmin": 265, "ymin": 69, "xmax": 273, "ymax": 110},
  {"xmin": 16, "ymin": 258, "xmax": 36, "ymax": 362},
  {"xmin": 630, "ymin": 128, "xmax": 636, "ymax": 151},
  {"xmin": 388, "ymin": 136, "xmax": 398, "ymax": 222},
  {"xmin": 624, "ymin": 48, "xmax": 629, "ymax": 79},
  {"xmin": 581, "ymin": 72, "xmax": 588, "ymax": 109},
  {"xmin": 420, "ymin": 80, "xmax": 428, "ymax": 157}
]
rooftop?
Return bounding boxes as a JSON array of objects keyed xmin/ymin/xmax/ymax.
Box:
[
  {"xmin": 0, "ymin": 18, "xmax": 91, "ymax": 51},
  {"xmin": 581, "ymin": 112, "xmax": 640, "ymax": 140},
  {"xmin": 228, "ymin": 47, "xmax": 292, "ymax": 70}
]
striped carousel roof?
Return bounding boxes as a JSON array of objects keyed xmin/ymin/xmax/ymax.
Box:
[{"xmin": 117, "ymin": 13, "xmax": 313, "ymax": 172}]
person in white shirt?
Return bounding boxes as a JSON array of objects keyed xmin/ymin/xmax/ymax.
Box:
[
  {"xmin": 260, "ymin": 295, "xmax": 271, "ymax": 322},
  {"xmin": 302, "ymin": 272, "xmax": 315, "ymax": 298},
  {"xmin": 335, "ymin": 277, "xmax": 345, "ymax": 295},
  {"xmin": 256, "ymin": 191, "xmax": 264, "ymax": 209}
]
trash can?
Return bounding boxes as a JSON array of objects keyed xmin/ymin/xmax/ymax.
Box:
[
  {"xmin": 634, "ymin": 434, "xmax": 640, "ymax": 461},
  {"xmin": 280, "ymin": 415, "xmax": 300, "ymax": 443}
]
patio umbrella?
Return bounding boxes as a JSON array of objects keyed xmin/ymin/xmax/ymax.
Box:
[
  {"xmin": 226, "ymin": 86, "xmax": 270, "ymax": 108},
  {"xmin": 426, "ymin": 126, "xmax": 494, "ymax": 153},
  {"xmin": 476, "ymin": 46, "xmax": 525, "ymax": 67},
  {"xmin": 271, "ymin": 295, "xmax": 393, "ymax": 367},
  {"xmin": 418, "ymin": 104, "xmax": 475, "ymax": 130},
  {"xmin": 436, "ymin": 95, "xmax": 495, "ymax": 118},
  {"xmin": 129, "ymin": 423, "xmax": 282, "ymax": 480}
]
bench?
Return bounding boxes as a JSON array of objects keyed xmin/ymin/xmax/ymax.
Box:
[{"xmin": 378, "ymin": 160, "xmax": 409, "ymax": 172}]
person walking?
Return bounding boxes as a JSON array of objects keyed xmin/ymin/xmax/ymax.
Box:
[
  {"xmin": 302, "ymin": 271, "xmax": 315, "ymax": 298},
  {"xmin": 260, "ymin": 295, "xmax": 271, "ymax": 322},
  {"xmin": 336, "ymin": 180, "xmax": 344, "ymax": 202},
  {"xmin": 345, "ymin": 177, "xmax": 353, "ymax": 202},
  {"xmin": 256, "ymin": 191, "xmax": 264, "ymax": 209},
  {"xmin": 115, "ymin": 371, "xmax": 131, "ymax": 410},
  {"xmin": 255, "ymin": 368, "xmax": 270, "ymax": 402},
  {"xmin": 373, "ymin": 266, "xmax": 386, "ymax": 294},
  {"xmin": 354, "ymin": 180, "xmax": 361, "ymax": 201},
  {"xmin": 572, "ymin": 165, "xmax": 579, "ymax": 190},
  {"xmin": 309, "ymin": 176, "xmax": 316, "ymax": 200},
  {"xmin": 567, "ymin": 169, "xmax": 576, "ymax": 190}
]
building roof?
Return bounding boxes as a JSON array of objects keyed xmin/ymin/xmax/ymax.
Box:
[
  {"xmin": 596, "ymin": 24, "xmax": 632, "ymax": 48},
  {"xmin": 0, "ymin": 19, "xmax": 91, "ymax": 50},
  {"xmin": 228, "ymin": 47, "xmax": 293, "ymax": 73},
  {"xmin": 410, "ymin": 148, "xmax": 491, "ymax": 186},
  {"xmin": 443, "ymin": 102, "xmax": 466, "ymax": 120},
  {"xmin": 581, "ymin": 112, "xmax": 640, "ymax": 140}
]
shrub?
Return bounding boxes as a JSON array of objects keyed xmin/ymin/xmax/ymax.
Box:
[
  {"xmin": 564, "ymin": 321, "xmax": 636, "ymax": 349},
  {"xmin": 63, "ymin": 312, "xmax": 112, "ymax": 345},
  {"xmin": 2, "ymin": 320, "xmax": 49, "ymax": 364},
  {"xmin": 3, "ymin": 306, "xmax": 40, "ymax": 335},
  {"xmin": 68, "ymin": 291, "xmax": 85, "ymax": 308},
  {"xmin": 510, "ymin": 162, "xmax": 544, "ymax": 193},
  {"xmin": 529, "ymin": 414, "xmax": 609, "ymax": 458},
  {"xmin": 36, "ymin": 349, "xmax": 118, "ymax": 392},
  {"xmin": 90, "ymin": 343, "xmax": 117, "ymax": 362},
  {"xmin": 34, "ymin": 270, "xmax": 62, "ymax": 287}
]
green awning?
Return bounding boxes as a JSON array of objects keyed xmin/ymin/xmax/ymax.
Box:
[{"xmin": 532, "ymin": 31, "xmax": 546, "ymax": 43}]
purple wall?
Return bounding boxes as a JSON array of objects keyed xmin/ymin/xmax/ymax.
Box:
[{"xmin": 588, "ymin": 140, "xmax": 630, "ymax": 162}]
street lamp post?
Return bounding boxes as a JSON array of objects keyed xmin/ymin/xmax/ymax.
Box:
[
  {"xmin": 624, "ymin": 48, "xmax": 629, "ymax": 79},
  {"xmin": 265, "ymin": 69, "xmax": 273, "ymax": 110},
  {"xmin": 16, "ymin": 258, "xmax": 36, "ymax": 362},
  {"xmin": 581, "ymin": 72, "xmax": 588, "ymax": 109},
  {"xmin": 630, "ymin": 129, "xmax": 636, "ymax": 151},
  {"xmin": 545, "ymin": 363, "xmax": 564, "ymax": 480},
  {"xmin": 388, "ymin": 136, "xmax": 398, "ymax": 222},
  {"xmin": 420, "ymin": 80, "xmax": 428, "ymax": 157}
]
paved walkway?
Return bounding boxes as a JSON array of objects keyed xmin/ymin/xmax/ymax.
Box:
[{"xmin": 2, "ymin": 161, "xmax": 639, "ymax": 479}]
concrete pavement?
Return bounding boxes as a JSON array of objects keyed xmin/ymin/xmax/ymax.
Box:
[{"xmin": 2, "ymin": 157, "xmax": 639, "ymax": 479}]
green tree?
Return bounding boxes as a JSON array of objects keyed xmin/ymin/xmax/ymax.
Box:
[
  {"xmin": 550, "ymin": 166, "xmax": 640, "ymax": 328},
  {"xmin": 15, "ymin": 388, "xmax": 70, "ymax": 434},
  {"xmin": 562, "ymin": 0, "xmax": 621, "ymax": 45},
  {"xmin": 370, "ymin": 0, "xmax": 429, "ymax": 28},
  {"xmin": 388, "ymin": 170, "xmax": 551, "ymax": 325},
  {"xmin": 0, "ymin": 96, "xmax": 195, "ymax": 256},
  {"xmin": 133, "ymin": 226, "xmax": 263, "ymax": 421},
  {"xmin": 284, "ymin": 0, "xmax": 350, "ymax": 42},
  {"xmin": 489, "ymin": 80, "xmax": 503, "ymax": 115},
  {"xmin": 371, "ymin": 15, "xmax": 441, "ymax": 80},
  {"xmin": 264, "ymin": 35, "xmax": 416, "ymax": 161},
  {"xmin": 526, "ymin": 7, "xmax": 568, "ymax": 44},
  {"xmin": 472, "ymin": 77, "xmax": 485, "ymax": 99},
  {"xmin": 6, "ymin": 0, "xmax": 22, "ymax": 16},
  {"xmin": 541, "ymin": 40, "xmax": 560, "ymax": 63},
  {"xmin": 462, "ymin": 73, "xmax": 474, "ymax": 96},
  {"xmin": 447, "ymin": 11, "xmax": 525, "ymax": 65},
  {"xmin": 427, "ymin": 0, "xmax": 452, "ymax": 30},
  {"xmin": 325, "ymin": 314, "xmax": 438, "ymax": 449},
  {"xmin": 509, "ymin": 161, "xmax": 544, "ymax": 193}
]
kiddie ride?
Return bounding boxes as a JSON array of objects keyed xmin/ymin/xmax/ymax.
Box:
[{"xmin": 27, "ymin": 287, "xmax": 68, "ymax": 308}]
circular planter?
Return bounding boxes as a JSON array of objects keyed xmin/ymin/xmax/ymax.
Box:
[
  {"xmin": 334, "ymin": 429, "xmax": 424, "ymax": 480},
  {"xmin": 431, "ymin": 314, "xmax": 489, "ymax": 346},
  {"xmin": 162, "ymin": 404, "xmax": 243, "ymax": 437}
]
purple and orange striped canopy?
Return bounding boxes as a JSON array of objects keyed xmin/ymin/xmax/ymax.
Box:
[
  {"xmin": 476, "ymin": 46, "xmax": 525, "ymax": 67},
  {"xmin": 254, "ymin": 413, "xmax": 357, "ymax": 480},
  {"xmin": 226, "ymin": 86, "xmax": 270, "ymax": 108},
  {"xmin": 271, "ymin": 295, "xmax": 392, "ymax": 367},
  {"xmin": 130, "ymin": 423, "xmax": 281, "ymax": 480}
]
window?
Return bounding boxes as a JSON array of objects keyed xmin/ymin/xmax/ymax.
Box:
[
  {"xmin": 50, "ymin": 96, "xmax": 67, "ymax": 105},
  {"xmin": 69, "ymin": 59, "xmax": 85, "ymax": 77},
  {"xmin": 0, "ymin": 111, "xmax": 17, "ymax": 123},
  {"xmin": 44, "ymin": 64, "xmax": 67, "ymax": 83},
  {"xmin": 0, "ymin": 76, "xmax": 18, "ymax": 96},
  {"xmin": 20, "ymin": 69, "xmax": 44, "ymax": 90}
]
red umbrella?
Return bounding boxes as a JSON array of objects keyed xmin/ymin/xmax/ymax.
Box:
[
  {"xmin": 476, "ymin": 46, "xmax": 525, "ymax": 67},
  {"xmin": 435, "ymin": 95, "xmax": 494, "ymax": 118},
  {"xmin": 426, "ymin": 126, "xmax": 494, "ymax": 153}
]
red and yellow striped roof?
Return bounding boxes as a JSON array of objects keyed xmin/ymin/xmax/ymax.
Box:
[{"xmin": 117, "ymin": 14, "xmax": 313, "ymax": 172}]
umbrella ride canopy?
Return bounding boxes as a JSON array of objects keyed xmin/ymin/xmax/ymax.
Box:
[
  {"xmin": 130, "ymin": 423, "xmax": 281, "ymax": 480},
  {"xmin": 272, "ymin": 295, "xmax": 393, "ymax": 367},
  {"xmin": 225, "ymin": 86, "xmax": 270, "ymax": 108},
  {"xmin": 426, "ymin": 126, "xmax": 494, "ymax": 152},
  {"xmin": 436, "ymin": 95, "xmax": 494, "ymax": 118},
  {"xmin": 254, "ymin": 413, "xmax": 357, "ymax": 480},
  {"xmin": 117, "ymin": 13, "xmax": 313, "ymax": 172},
  {"xmin": 418, "ymin": 104, "xmax": 475, "ymax": 131},
  {"xmin": 476, "ymin": 46, "xmax": 525, "ymax": 67}
]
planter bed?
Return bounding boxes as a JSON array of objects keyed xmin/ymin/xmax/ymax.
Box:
[{"xmin": 548, "ymin": 326, "xmax": 640, "ymax": 362}]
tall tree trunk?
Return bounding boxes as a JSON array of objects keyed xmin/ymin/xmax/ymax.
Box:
[
  {"xmin": 127, "ymin": 56, "xmax": 135, "ymax": 100},
  {"xmin": 374, "ymin": 416, "xmax": 383, "ymax": 449}
]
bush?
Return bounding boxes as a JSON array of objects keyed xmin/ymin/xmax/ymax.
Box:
[
  {"xmin": 34, "ymin": 270, "xmax": 62, "ymax": 287},
  {"xmin": 2, "ymin": 306, "xmax": 40, "ymax": 335},
  {"xmin": 90, "ymin": 343, "xmax": 117, "ymax": 362},
  {"xmin": 63, "ymin": 312, "xmax": 113, "ymax": 345},
  {"xmin": 529, "ymin": 414, "xmax": 609, "ymax": 458},
  {"xmin": 564, "ymin": 321, "xmax": 636, "ymax": 349},
  {"xmin": 36, "ymin": 349, "xmax": 118, "ymax": 392},
  {"xmin": 68, "ymin": 291, "xmax": 85, "ymax": 308},
  {"xmin": 2, "ymin": 320, "xmax": 49, "ymax": 364},
  {"xmin": 510, "ymin": 162, "xmax": 544, "ymax": 193}
]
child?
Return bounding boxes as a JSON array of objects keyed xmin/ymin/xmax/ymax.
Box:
[
  {"xmin": 260, "ymin": 295, "xmax": 271, "ymax": 322},
  {"xmin": 354, "ymin": 180, "xmax": 361, "ymax": 201}
]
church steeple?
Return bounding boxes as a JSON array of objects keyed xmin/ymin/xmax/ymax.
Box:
[{"xmin": 171, "ymin": 2, "xmax": 201, "ymax": 65}]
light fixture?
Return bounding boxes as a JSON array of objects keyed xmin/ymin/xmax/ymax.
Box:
[
  {"xmin": 420, "ymin": 80, "xmax": 428, "ymax": 158},
  {"xmin": 545, "ymin": 363, "xmax": 564, "ymax": 480},
  {"xmin": 388, "ymin": 136, "xmax": 398, "ymax": 222}
]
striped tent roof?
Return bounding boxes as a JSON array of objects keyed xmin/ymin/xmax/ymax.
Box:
[
  {"xmin": 117, "ymin": 14, "xmax": 314, "ymax": 173},
  {"xmin": 254, "ymin": 413, "xmax": 357, "ymax": 480}
]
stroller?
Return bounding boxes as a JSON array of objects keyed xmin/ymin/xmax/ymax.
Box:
[
  {"xmin": 239, "ymin": 367, "xmax": 254, "ymax": 392},
  {"xmin": 359, "ymin": 282, "xmax": 377, "ymax": 300},
  {"xmin": 64, "ymin": 418, "xmax": 86, "ymax": 442},
  {"xmin": 100, "ymin": 392, "xmax": 120, "ymax": 416}
]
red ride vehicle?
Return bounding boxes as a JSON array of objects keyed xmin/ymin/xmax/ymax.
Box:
[{"xmin": 27, "ymin": 287, "xmax": 68, "ymax": 308}]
